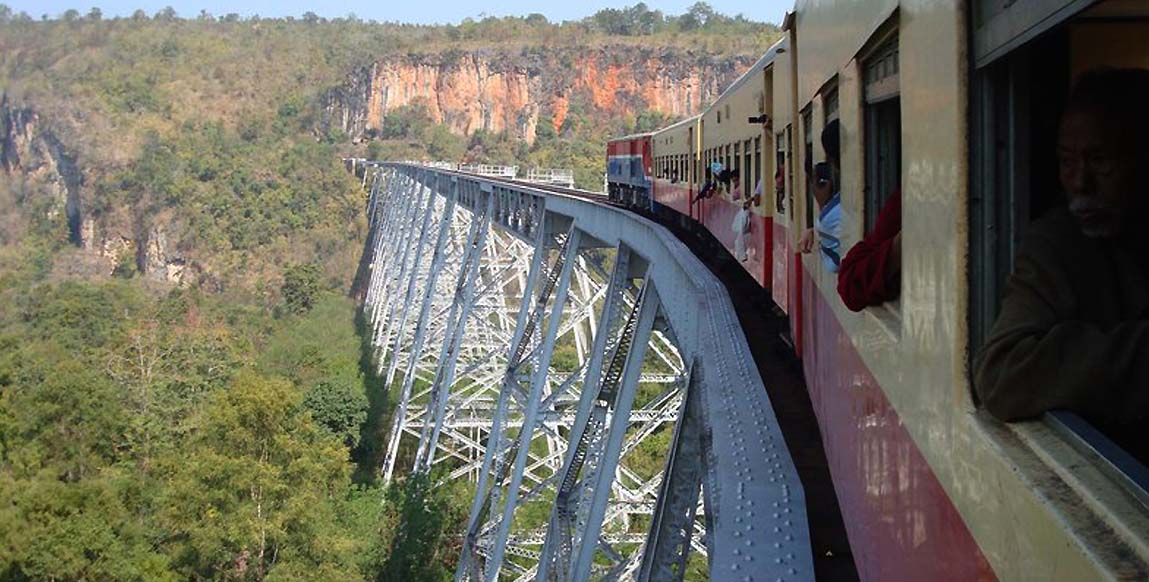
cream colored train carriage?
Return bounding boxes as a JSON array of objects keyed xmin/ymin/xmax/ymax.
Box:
[
  {"xmin": 628, "ymin": 0, "xmax": 1149, "ymax": 579},
  {"xmin": 777, "ymin": 0, "xmax": 1149, "ymax": 579}
]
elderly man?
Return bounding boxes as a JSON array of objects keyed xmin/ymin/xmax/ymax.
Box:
[{"xmin": 974, "ymin": 69, "xmax": 1149, "ymax": 460}]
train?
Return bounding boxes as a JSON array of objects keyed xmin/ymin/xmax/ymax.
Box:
[{"xmin": 606, "ymin": 0, "xmax": 1149, "ymax": 580}]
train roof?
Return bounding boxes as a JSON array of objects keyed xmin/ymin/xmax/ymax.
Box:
[
  {"xmin": 709, "ymin": 36, "xmax": 789, "ymax": 107},
  {"xmin": 652, "ymin": 114, "xmax": 701, "ymax": 136},
  {"xmin": 607, "ymin": 132, "xmax": 655, "ymax": 143}
]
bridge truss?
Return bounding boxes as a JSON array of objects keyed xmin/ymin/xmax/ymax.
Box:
[{"xmin": 360, "ymin": 163, "xmax": 812, "ymax": 582}]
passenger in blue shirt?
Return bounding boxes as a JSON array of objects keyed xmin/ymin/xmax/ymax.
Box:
[
  {"xmin": 799, "ymin": 162, "xmax": 842, "ymax": 272},
  {"xmin": 799, "ymin": 120, "xmax": 843, "ymax": 272}
]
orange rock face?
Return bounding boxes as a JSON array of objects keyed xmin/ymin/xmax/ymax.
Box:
[{"xmin": 337, "ymin": 48, "xmax": 750, "ymax": 143}]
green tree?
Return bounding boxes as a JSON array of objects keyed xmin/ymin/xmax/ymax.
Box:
[
  {"xmin": 157, "ymin": 372, "xmax": 357, "ymax": 579},
  {"xmin": 283, "ymin": 262, "xmax": 322, "ymax": 315},
  {"xmin": 379, "ymin": 101, "xmax": 433, "ymax": 141},
  {"xmin": 304, "ymin": 373, "xmax": 368, "ymax": 448}
]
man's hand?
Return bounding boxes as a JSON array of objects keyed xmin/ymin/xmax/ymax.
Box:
[{"xmin": 798, "ymin": 228, "xmax": 816, "ymax": 254}]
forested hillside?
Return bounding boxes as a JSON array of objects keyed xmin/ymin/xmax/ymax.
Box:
[{"xmin": 0, "ymin": 4, "xmax": 778, "ymax": 580}]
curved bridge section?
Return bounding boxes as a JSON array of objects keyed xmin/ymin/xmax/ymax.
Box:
[{"xmin": 362, "ymin": 163, "xmax": 812, "ymax": 581}]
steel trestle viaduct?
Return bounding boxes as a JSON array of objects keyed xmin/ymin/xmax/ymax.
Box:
[{"xmin": 361, "ymin": 163, "xmax": 812, "ymax": 581}]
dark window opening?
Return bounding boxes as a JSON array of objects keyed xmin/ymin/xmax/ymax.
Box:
[
  {"xmin": 802, "ymin": 108, "xmax": 814, "ymax": 229},
  {"xmin": 744, "ymin": 139, "xmax": 753, "ymax": 197},
  {"xmin": 970, "ymin": 0, "xmax": 1149, "ymax": 478},
  {"xmin": 863, "ymin": 35, "xmax": 901, "ymax": 234}
]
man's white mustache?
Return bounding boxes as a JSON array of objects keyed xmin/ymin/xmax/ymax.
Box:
[{"xmin": 1069, "ymin": 198, "xmax": 1113, "ymax": 213}]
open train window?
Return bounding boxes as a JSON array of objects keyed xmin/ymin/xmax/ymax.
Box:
[
  {"xmin": 775, "ymin": 133, "xmax": 786, "ymax": 213},
  {"xmin": 802, "ymin": 107, "xmax": 814, "ymax": 229},
  {"xmin": 863, "ymin": 34, "xmax": 900, "ymax": 234},
  {"xmin": 784, "ymin": 126, "xmax": 794, "ymax": 217},
  {"xmin": 743, "ymin": 139, "xmax": 753, "ymax": 196},
  {"xmin": 725, "ymin": 144, "xmax": 733, "ymax": 189},
  {"xmin": 823, "ymin": 84, "xmax": 839, "ymax": 123},
  {"xmin": 754, "ymin": 137, "xmax": 762, "ymax": 198},
  {"xmin": 970, "ymin": 0, "xmax": 1149, "ymax": 490}
]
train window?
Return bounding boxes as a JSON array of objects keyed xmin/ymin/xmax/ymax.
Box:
[
  {"xmin": 970, "ymin": 0, "xmax": 1149, "ymax": 480},
  {"xmin": 823, "ymin": 83, "xmax": 839, "ymax": 123},
  {"xmin": 802, "ymin": 107, "xmax": 814, "ymax": 229},
  {"xmin": 735, "ymin": 141, "xmax": 744, "ymax": 195},
  {"xmin": 725, "ymin": 144, "xmax": 733, "ymax": 189},
  {"xmin": 785, "ymin": 125, "xmax": 795, "ymax": 217},
  {"xmin": 862, "ymin": 35, "xmax": 901, "ymax": 234},
  {"xmin": 775, "ymin": 134, "xmax": 786, "ymax": 213},
  {"xmin": 743, "ymin": 139, "xmax": 753, "ymax": 196},
  {"xmin": 754, "ymin": 137, "xmax": 762, "ymax": 198}
]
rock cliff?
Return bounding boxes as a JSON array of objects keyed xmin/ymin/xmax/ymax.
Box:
[
  {"xmin": 325, "ymin": 47, "xmax": 753, "ymax": 143},
  {"xmin": 1, "ymin": 95, "xmax": 191, "ymax": 284}
]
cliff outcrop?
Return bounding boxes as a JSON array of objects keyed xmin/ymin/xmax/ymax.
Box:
[
  {"xmin": 1, "ymin": 96, "xmax": 192, "ymax": 284},
  {"xmin": 326, "ymin": 47, "xmax": 754, "ymax": 143}
]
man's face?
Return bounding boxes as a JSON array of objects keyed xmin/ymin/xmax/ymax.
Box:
[
  {"xmin": 813, "ymin": 177, "xmax": 833, "ymax": 207},
  {"xmin": 1057, "ymin": 109, "xmax": 1139, "ymax": 238}
]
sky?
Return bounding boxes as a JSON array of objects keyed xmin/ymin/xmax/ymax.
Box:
[{"xmin": 6, "ymin": 0, "xmax": 794, "ymax": 26}]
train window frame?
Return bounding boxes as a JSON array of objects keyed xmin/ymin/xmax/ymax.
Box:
[
  {"xmin": 968, "ymin": 0, "xmax": 1149, "ymax": 543},
  {"xmin": 802, "ymin": 106, "xmax": 815, "ymax": 230}
]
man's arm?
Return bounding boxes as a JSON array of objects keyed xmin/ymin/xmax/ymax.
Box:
[
  {"xmin": 837, "ymin": 191, "xmax": 901, "ymax": 311},
  {"xmin": 973, "ymin": 243, "xmax": 1149, "ymax": 425}
]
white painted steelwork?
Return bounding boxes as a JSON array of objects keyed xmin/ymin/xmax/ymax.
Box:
[{"xmin": 361, "ymin": 163, "xmax": 812, "ymax": 581}]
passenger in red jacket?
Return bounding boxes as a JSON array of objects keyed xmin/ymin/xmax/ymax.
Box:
[{"xmin": 837, "ymin": 190, "xmax": 901, "ymax": 311}]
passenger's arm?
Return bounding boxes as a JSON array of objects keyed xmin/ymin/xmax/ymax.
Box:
[
  {"xmin": 836, "ymin": 191, "xmax": 901, "ymax": 311},
  {"xmin": 798, "ymin": 228, "xmax": 816, "ymax": 254},
  {"xmin": 973, "ymin": 246, "xmax": 1149, "ymax": 425}
]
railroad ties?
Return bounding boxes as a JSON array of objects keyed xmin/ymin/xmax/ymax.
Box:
[{"xmin": 360, "ymin": 162, "xmax": 813, "ymax": 582}]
